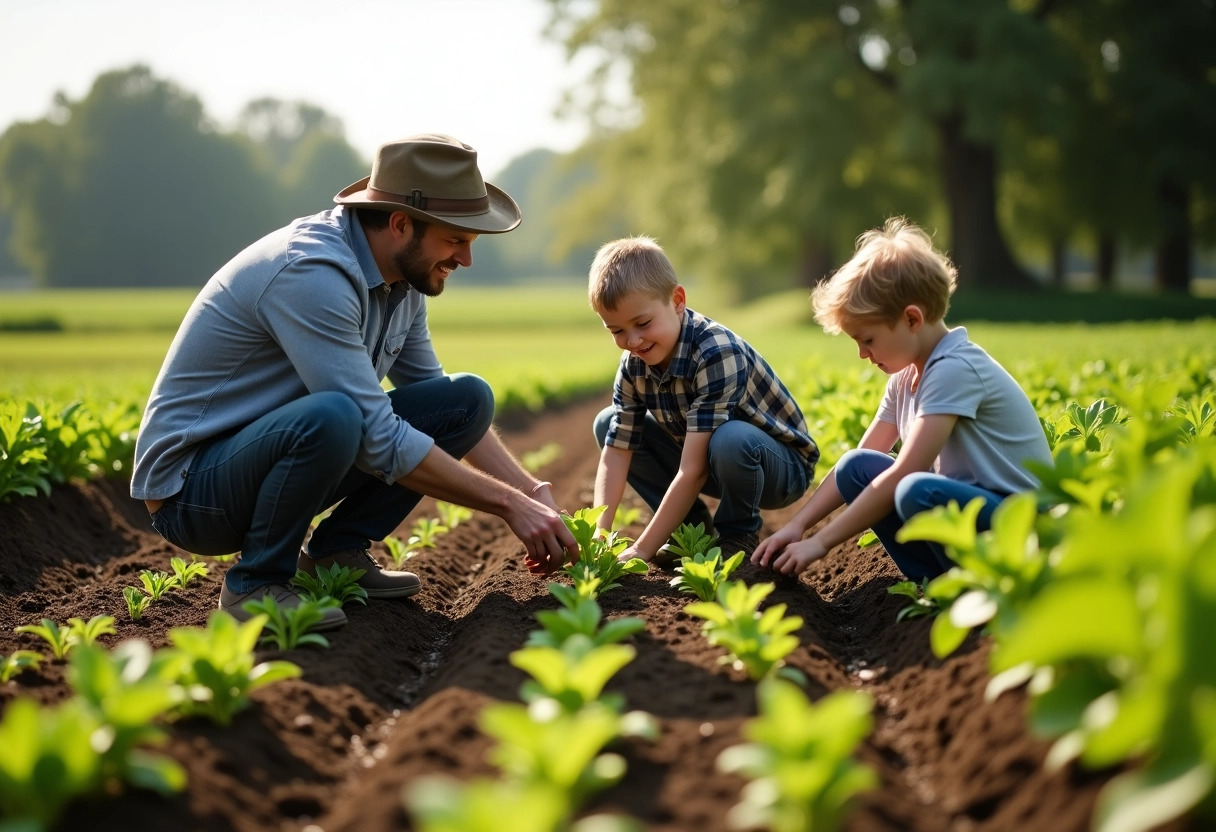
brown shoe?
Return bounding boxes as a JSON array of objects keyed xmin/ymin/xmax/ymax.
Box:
[
  {"xmin": 298, "ymin": 548, "xmax": 422, "ymax": 599},
  {"xmin": 218, "ymin": 582, "xmax": 348, "ymax": 631}
]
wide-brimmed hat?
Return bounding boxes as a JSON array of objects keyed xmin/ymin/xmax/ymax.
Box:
[{"xmin": 334, "ymin": 133, "xmax": 521, "ymax": 234}]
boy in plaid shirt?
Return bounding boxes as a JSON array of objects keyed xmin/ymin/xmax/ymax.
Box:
[{"xmin": 589, "ymin": 236, "xmax": 818, "ymax": 562}]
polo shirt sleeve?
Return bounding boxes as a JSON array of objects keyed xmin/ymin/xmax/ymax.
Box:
[
  {"xmin": 917, "ymin": 355, "xmax": 985, "ymax": 419},
  {"xmin": 605, "ymin": 356, "xmax": 646, "ymax": 450},
  {"xmin": 255, "ymin": 258, "xmax": 434, "ymax": 482},
  {"xmin": 687, "ymin": 340, "xmax": 747, "ymax": 433}
]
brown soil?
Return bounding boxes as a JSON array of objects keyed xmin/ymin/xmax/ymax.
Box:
[{"xmin": 0, "ymin": 395, "xmax": 1160, "ymax": 832}]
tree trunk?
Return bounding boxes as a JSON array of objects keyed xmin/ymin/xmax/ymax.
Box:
[
  {"xmin": 937, "ymin": 116, "xmax": 1038, "ymax": 291},
  {"xmin": 1050, "ymin": 238, "xmax": 1067, "ymax": 288},
  {"xmin": 1095, "ymin": 234, "xmax": 1116, "ymax": 289},
  {"xmin": 799, "ymin": 241, "xmax": 835, "ymax": 289},
  {"xmin": 1155, "ymin": 177, "xmax": 1191, "ymax": 293}
]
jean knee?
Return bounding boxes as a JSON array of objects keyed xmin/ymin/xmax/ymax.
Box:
[
  {"xmin": 894, "ymin": 472, "xmax": 938, "ymax": 521},
  {"xmin": 592, "ymin": 406, "xmax": 614, "ymax": 450},
  {"xmin": 835, "ymin": 448, "xmax": 890, "ymax": 503},
  {"xmin": 302, "ymin": 392, "xmax": 363, "ymax": 456},
  {"xmin": 448, "ymin": 373, "xmax": 495, "ymax": 431}
]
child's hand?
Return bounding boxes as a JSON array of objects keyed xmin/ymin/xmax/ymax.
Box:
[
  {"xmin": 752, "ymin": 526, "xmax": 804, "ymax": 567},
  {"xmin": 769, "ymin": 538, "xmax": 830, "ymax": 576},
  {"xmin": 617, "ymin": 544, "xmax": 651, "ymax": 564}
]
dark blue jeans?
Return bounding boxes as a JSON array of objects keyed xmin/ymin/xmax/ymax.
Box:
[
  {"xmin": 592, "ymin": 406, "xmax": 810, "ymax": 537},
  {"xmin": 835, "ymin": 448, "xmax": 1007, "ymax": 581},
  {"xmin": 151, "ymin": 374, "xmax": 493, "ymax": 593}
]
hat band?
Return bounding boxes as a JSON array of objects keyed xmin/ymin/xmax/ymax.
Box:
[{"xmin": 365, "ymin": 186, "xmax": 489, "ymax": 215}]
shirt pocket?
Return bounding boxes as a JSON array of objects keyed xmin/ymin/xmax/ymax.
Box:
[{"xmin": 376, "ymin": 332, "xmax": 408, "ymax": 374}]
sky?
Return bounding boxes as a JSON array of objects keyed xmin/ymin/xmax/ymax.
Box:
[{"xmin": 0, "ymin": 0, "xmax": 592, "ymax": 177}]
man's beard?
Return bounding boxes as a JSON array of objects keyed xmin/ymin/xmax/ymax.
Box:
[{"xmin": 394, "ymin": 236, "xmax": 454, "ymax": 297}]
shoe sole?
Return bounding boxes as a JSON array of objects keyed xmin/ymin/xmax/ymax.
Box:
[
  {"xmin": 364, "ymin": 583, "xmax": 423, "ymax": 599},
  {"xmin": 218, "ymin": 605, "xmax": 349, "ymax": 631}
]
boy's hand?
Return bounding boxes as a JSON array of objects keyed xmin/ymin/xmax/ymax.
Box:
[
  {"xmin": 769, "ymin": 538, "xmax": 830, "ymax": 576},
  {"xmin": 617, "ymin": 544, "xmax": 652, "ymax": 564},
  {"xmin": 752, "ymin": 526, "xmax": 804, "ymax": 567}
]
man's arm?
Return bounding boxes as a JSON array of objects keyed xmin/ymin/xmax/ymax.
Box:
[
  {"xmin": 593, "ymin": 445, "xmax": 634, "ymax": 533},
  {"xmin": 461, "ymin": 425, "xmax": 560, "ymax": 510},
  {"xmin": 627, "ymin": 431, "xmax": 711, "ymax": 560}
]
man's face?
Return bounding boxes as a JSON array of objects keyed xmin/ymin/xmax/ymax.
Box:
[{"xmin": 394, "ymin": 222, "xmax": 478, "ymax": 296}]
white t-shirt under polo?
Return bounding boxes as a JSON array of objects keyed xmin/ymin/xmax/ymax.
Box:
[{"xmin": 876, "ymin": 326, "xmax": 1052, "ymax": 495}]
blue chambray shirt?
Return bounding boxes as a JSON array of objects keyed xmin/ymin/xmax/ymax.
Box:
[
  {"xmin": 131, "ymin": 207, "xmax": 443, "ymax": 501},
  {"xmin": 604, "ymin": 308, "xmax": 819, "ymax": 475}
]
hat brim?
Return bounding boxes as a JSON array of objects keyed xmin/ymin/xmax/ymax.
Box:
[{"xmin": 333, "ymin": 176, "xmax": 521, "ymax": 234}]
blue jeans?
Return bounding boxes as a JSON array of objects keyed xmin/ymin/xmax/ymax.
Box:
[
  {"xmin": 592, "ymin": 406, "xmax": 810, "ymax": 537},
  {"xmin": 151, "ymin": 374, "xmax": 494, "ymax": 593},
  {"xmin": 835, "ymin": 448, "xmax": 1007, "ymax": 581}
]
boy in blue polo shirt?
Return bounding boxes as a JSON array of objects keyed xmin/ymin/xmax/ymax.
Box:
[
  {"xmin": 753, "ymin": 218, "xmax": 1052, "ymax": 580},
  {"xmin": 589, "ymin": 236, "xmax": 818, "ymax": 562}
]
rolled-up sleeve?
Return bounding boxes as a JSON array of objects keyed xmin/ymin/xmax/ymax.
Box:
[{"xmin": 255, "ymin": 260, "xmax": 434, "ymax": 482}]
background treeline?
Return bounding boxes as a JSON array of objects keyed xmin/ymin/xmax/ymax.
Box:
[{"xmin": 1, "ymin": 0, "xmax": 1215, "ymax": 297}]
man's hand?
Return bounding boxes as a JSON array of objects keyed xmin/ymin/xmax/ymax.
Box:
[
  {"xmin": 751, "ymin": 525, "xmax": 804, "ymax": 568},
  {"xmin": 506, "ymin": 492, "xmax": 579, "ymax": 575},
  {"xmin": 767, "ymin": 537, "xmax": 830, "ymax": 576}
]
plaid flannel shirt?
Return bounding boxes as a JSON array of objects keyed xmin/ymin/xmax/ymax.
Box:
[{"xmin": 604, "ymin": 308, "xmax": 818, "ymax": 474}]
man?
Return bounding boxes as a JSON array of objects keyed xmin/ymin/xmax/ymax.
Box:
[{"xmin": 132, "ymin": 133, "xmax": 578, "ymax": 630}]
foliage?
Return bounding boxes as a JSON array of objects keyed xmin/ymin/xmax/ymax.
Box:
[
  {"xmin": 241, "ymin": 595, "xmax": 341, "ymax": 650},
  {"xmin": 670, "ymin": 547, "xmax": 745, "ymax": 603},
  {"xmin": 610, "ymin": 505, "xmax": 643, "ymax": 531},
  {"xmin": 0, "ymin": 650, "xmax": 43, "ymax": 683},
  {"xmin": 65, "ymin": 615, "xmax": 117, "ymax": 648},
  {"xmin": 13, "ymin": 619, "xmax": 74, "ymax": 661},
  {"xmin": 886, "ymin": 580, "xmax": 939, "ymax": 623},
  {"xmin": 510, "ymin": 638, "xmax": 636, "ymax": 715},
  {"xmin": 408, "ymin": 517, "xmax": 450, "ymax": 549},
  {"xmin": 165, "ymin": 611, "xmax": 302, "ymax": 725},
  {"xmin": 290, "ymin": 562, "xmax": 369, "ymax": 607},
  {"xmin": 684, "ymin": 581, "xmax": 805, "ymax": 682},
  {"xmin": 663, "ymin": 521, "xmax": 717, "ymax": 561},
  {"xmin": 435, "ymin": 501, "xmax": 474, "ymax": 528},
  {"xmin": 169, "ymin": 556, "xmax": 208, "ymax": 588},
  {"xmin": 138, "ymin": 569, "xmax": 179, "ymax": 600},
  {"xmin": 559, "ymin": 506, "xmax": 648, "ymax": 599},
  {"xmin": 0, "ymin": 401, "xmax": 52, "ymax": 502},
  {"xmin": 405, "ymin": 776, "xmax": 639, "ymax": 832},
  {"xmin": 718, "ymin": 679, "xmax": 877, "ymax": 832},
  {"xmin": 383, "ymin": 535, "xmax": 418, "ymax": 569},
  {"xmin": 526, "ymin": 583, "xmax": 646, "ymax": 650},
  {"xmin": 123, "ymin": 586, "xmax": 152, "ymax": 621}
]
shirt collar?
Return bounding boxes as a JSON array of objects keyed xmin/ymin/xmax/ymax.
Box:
[{"xmin": 648, "ymin": 308, "xmax": 697, "ymax": 382}]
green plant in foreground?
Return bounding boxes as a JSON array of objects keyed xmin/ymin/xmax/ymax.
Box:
[
  {"xmin": 14, "ymin": 618, "xmax": 74, "ymax": 660},
  {"xmin": 525, "ymin": 583, "xmax": 646, "ymax": 650},
  {"xmin": 560, "ymin": 506, "xmax": 648, "ymax": 599},
  {"xmin": 124, "ymin": 586, "xmax": 152, "ymax": 620},
  {"xmin": 886, "ymin": 579, "xmax": 939, "ymax": 622},
  {"xmin": 138, "ymin": 569, "xmax": 179, "ymax": 600},
  {"xmin": 405, "ymin": 776, "xmax": 639, "ymax": 832},
  {"xmin": 66, "ymin": 614, "xmax": 117, "ymax": 648},
  {"xmin": 384, "ymin": 534, "xmax": 418, "ymax": 568},
  {"xmin": 169, "ymin": 556, "xmax": 208, "ymax": 588},
  {"xmin": 718, "ymin": 679, "xmax": 877, "ymax": 832},
  {"xmin": 670, "ymin": 547, "xmax": 745, "ymax": 602},
  {"xmin": 290, "ymin": 562, "xmax": 369, "ymax": 607},
  {"xmin": 684, "ymin": 581, "xmax": 806, "ymax": 683},
  {"xmin": 511, "ymin": 638, "xmax": 637, "ymax": 715},
  {"xmin": 436, "ymin": 500, "xmax": 474, "ymax": 528},
  {"xmin": 242, "ymin": 595, "xmax": 342, "ymax": 649},
  {"xmin": 1, "ymin": 650, "xmax": 43, "ymax": 683},
  {"xmin": 165, "ymin": 610, "xmax": 302, "ymax": 725}
]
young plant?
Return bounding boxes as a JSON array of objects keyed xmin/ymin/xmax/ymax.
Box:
[
  {"xmin": 519, "ymin": 441, "xmax": 562, "ymax": 473},
  {"xmin": 670, "ymin": 547, "xmax": 745, "ymax": 602},
  {"xmin": 0, "ymin": 400, "xmax": 52, "ymax": 502},
  {"xmin": 383, "ymin": 534, "xmax": 418, "ymax": 568},
  {"xmin": 408, "ymin": 516, "xmax": 450, "ymax": 549},
  {"xmin": 435, "ymin": 500, "xmax": 474, "ymax": 528},
  {"xmin": 684, "ymin": 580, "xmax": 806, "ymax": 682},
  {"xmin": 525, "ymin": 583, "xmax": 646, "ymax": 650},
  {"xmin": 165, "ymin": 610, "xmax": 302, "ymax": 725},
  {"xmin": 66, "ymin": 615, "xmax": 117, "ymax": 647},
  {"xmin": 665, "ymin": 521, "xmax": 718, "ymax": 560},
  {"xmin": 14, "ymin": 618, "xmax": 74, "ymax": 660},
  {"xmin": 138, "ymin": 569, "xmax": 180, "ymax": 600},
  {"xmin": 290, "ymin": 562, "xmax": 369, "ymax": 607},
  {"xmin": 560, "ymin": 506, "xmax": 648, "ymax": 599},
  {"xmin": 169, "ymin": 556, "xmax": 209, "ymax": 588},
  {"xmin": 510, "ymin": 638, "xmax": 637, "ymax": 715},
  {"xmin": 242, "ymin": 595, "xmax": 342, "ymax": 650},
  {"xmin": 718, "ymin": 678, "xmax": 877, "ymax": 832},
  {"xmin": 886, "ymin": 579, "xmax": 939, "ymax": 622},
  {"xmin": 406, "ymin": 777, "xmax": 639, "ymax": 832},
  {"xmin": 124, "ymin": 586, "xmax": 152, "ymax": 620},
  {"xmin": 1, "ymin": 650, "xmax": 43, "ymax": 683},
  {"xmin": 611, "ymin": 505, "xmax": 643, "ymax": 531}
]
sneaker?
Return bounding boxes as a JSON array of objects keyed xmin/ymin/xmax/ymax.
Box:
[
  {"xmin": 298, "ymin": 548, "xmax": 422, "ymax": 599},
  {"xmin": 218, "ymin": 582, "xmax": 348, "ymax": 631},
  {"xmin": 716, "ymin": 531, "xmax": 760, "ymax": 558}
]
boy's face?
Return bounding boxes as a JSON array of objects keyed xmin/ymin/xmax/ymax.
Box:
[
  {"xmin": 841, "ymin": 311, "xmax": 920, "ymax": 375},
  {"xmin": 597, "ymin": 285, "xmax": 687, "ymax": 371}
]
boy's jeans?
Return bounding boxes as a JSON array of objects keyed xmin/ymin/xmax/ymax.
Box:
[
  {"xmin": 835, "ymin": 448, "xmax": 1007, "ymax": 581},
  {"xmin": 593, "ymin": 406, "xmax": 810, "ymax": 537},
  {"xmin": 151, "ymin": 374, "xmax": 493, "ymax": 593}
]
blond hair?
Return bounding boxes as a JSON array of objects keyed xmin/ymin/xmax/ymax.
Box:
[
  {"xmin": 588, "ymin": 236, "xmax": 678, "ymax": 311},
  {"xmin": 812, "ymin": 218, "xmax": 957, "ymax": 334}
]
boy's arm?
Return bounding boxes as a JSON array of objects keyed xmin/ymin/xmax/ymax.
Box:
[
  {"xmin": 627, "ymin": 431, "xmax": 711, "ymax": 560},
  {"xmin": 593, "ymin": 445, "xmax": 634, "ymax": 533},
  {"xmin": 768, "ymin": 414, "xmax": 956, "ymax": 575}
]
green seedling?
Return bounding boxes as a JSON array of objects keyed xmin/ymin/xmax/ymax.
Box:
[
  {"xmin": 1, "ymin": 650, "xmax": 43, "ymax": 683},
  {"xmin": 169, "ymin": 556, "xmax": 208, "ymax": 588},
  {"xmin": 405, "ymin": 776, "xmax": 640, "ymax": 832},
  {"xmin": 138, "ymin": 569, "xmax": 179, "ymax": 600},
  {"xmin": 611, "ymin": 505, "xmax": 643, "ymax": 530},
  {"xmin": 510, "ymin": 637, "xmax": 637, "ymax": 715},
  {"xmin": 0, "ymin": 400, "xmax": 52, "ymax": 502},
  {"xmin": 242, "ymin": 595, "xmax": 342, "ymax": 650},
  {"xmin": 124, "ymin": 586, "xmax": 152, "ymax": 620},
  {"xmin": 670, "ymin": 548, "xmax": 745, "ymax": 602},
  {"xmin": 384, "ymin": 534, "xmax": 418, "ymax": 568},
  {"xmin": 290, "ymin": 562, "xmax": 369, "ymax": 607},
  {"xmin": 436, "ymin": 500, "xmax": 474, "ymax": 528},
  {"xmin": 718, "ymin": 679, "xmax": 877, "ymax": 832},
  {"xmin": 666, "ymin": 521, "xmax": 718, "ymax": 560},
  {"xmin": 856, "ymin": 530, "xmax": 880, "ymax": 548},
  {"xmin": 684, "ymin": 580, "xmax": 806, "ymax": 682},
  {"xmin": 14, "ymin": 618, "xmax": 74, "ymax": 660},
  {"xmin": 526, "ymin": 583, "xmax": 646, "ymax": 650},
  {"xmin": 519, "ymin": 441, "xmax": 562, "ymax": 473},
  {"xmin": 66, "ymin": 614, "xmax": 117, "ymax": 647},
  {"xmin": 409, "ymin": 516, "xmax": 450, "ymax": 549},
  {"xmin": 886, "ymin": 579, "xmax": 939, "ymax": 622},
  {"xmin": 560, "ymin": 506, "xmax": 648, "ymax": 599},
  {"xmin": 165, "ymin": 610, "xmax": 302, "ymax": 725}
]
